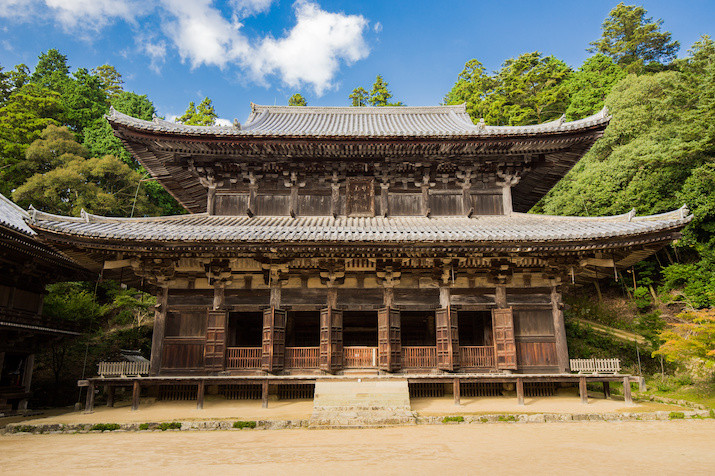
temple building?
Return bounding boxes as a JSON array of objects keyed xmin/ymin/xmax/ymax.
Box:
[{"xmin": 25, "ymin": 104, "xmax": 690, "ymax": 408}]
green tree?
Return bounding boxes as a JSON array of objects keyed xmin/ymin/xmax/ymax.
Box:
[
  {"xmin": 589, "ymin": 3, "xmax": 680, "ymax": 72},
  {"xmin": 288, "ymin": 93, "xmax": 307, "ymax": 106},
  {"xmin": 92, "ymin": 64, "xmax": 124, "ymax": 98},
  {"xmin": 369, "ymin": 75, "xmax": 393, "ymax": 106},
  {"xmin": 443, "ymin": 59, "xmax": 494, "ymax": 120},
  {"xmin": 349, "ymin": 86, "xmax": 369, "ymax": 106},
  {"xmin": 178, "ymin": 97, "xmax": 217, "ymax": 126},
  {"xmin": 22, "ymin": 124, "xmax": 89, "ymax": 176},
  {"xmin": 564, "ymin": 54, "xmax": 626, "ymax": 120},
  {"xmin": 30, "ymin": 49, "xmax": 70, "ymax": 89}
]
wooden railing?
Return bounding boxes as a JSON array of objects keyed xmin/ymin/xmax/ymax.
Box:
[
  {"xmin": 570, "ymin": 358, "xmax": 620, "ymax": 374},
  {"xmin": 285, "ymin": 347, "xmax": 320, "ymax": 368},
  {"xmin": 344, "ymin": 346, "xmax": 377, "ymax": 368},
  {"xmin": 460, "ymin": 346, "xmax": 495, "ymax": 368},
  {"xmin": 401, "ymin": 346, "xmax": 437, "ymax": 368},
  {"xmin": 226, "ymin": 347, "xmax": 262, "ymax": 369},
  {"xmin": 97, "ymin": 361, "xmax": 149, "ymax": 377}
]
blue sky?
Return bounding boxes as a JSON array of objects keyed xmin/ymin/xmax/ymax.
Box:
[{"xmin": 1, "ymin": 0, "xmax": 713, "ymax": 123}]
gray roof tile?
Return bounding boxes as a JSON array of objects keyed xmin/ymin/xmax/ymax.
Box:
[{"xmin": 0, "ymin": 193, "xmax": 34, "ymax": 236}]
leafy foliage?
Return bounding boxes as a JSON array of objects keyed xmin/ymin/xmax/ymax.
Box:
[
  {"xmin": 564, "ymin": 54, "xmax": 626, "ymax": 120},
  {"xmin": 178, "ymin": 97, "xmax": 217, "ymax": 126},
  {"xmin": 349, "ymin": 86, "xmax": 368, "ymax": 106},
  {"xmin": 349, "ymin": 75, "xmax": 403, "ymax": 107},
  {"xmin": 589, "ymin": 3, "xmax": 680, "ymax": 72},
  {"xmin": 288, "ymin": 93, "xmax": 307, "ymax": 106}
]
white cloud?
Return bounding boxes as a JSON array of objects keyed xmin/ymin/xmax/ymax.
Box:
[
  {"xmin": 138, "ymin": 36, "xmax": 168, "ymax": 74},
  {"xmin": 230, "ymin": 0, "xmax": 273, "ymax": 18},
  {"xmin": 373, "ymin": 21, "xmax": 382, "ymax": 33},
  {"xmin": 0, "ymin": 0, "xmax": 36, "ymax": 20},
  {"xmin": 215, "ymin": 118, "xmax": 233, "ymax": 126},
  {"xmin": 45, "ymin": 0, "xmax": 145, "ymax": 30},
  {"xmin": 250, "ymin": 1, "xmax": 369, "ymax": 94}
]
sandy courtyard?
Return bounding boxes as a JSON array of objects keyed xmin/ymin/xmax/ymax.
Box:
[{"xmin": 1, "ymin": 420, "xmax": 713, "ymax": 475}]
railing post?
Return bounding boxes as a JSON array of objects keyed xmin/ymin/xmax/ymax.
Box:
[
  {"xmin": 623, "ymin": 376, "xmax": 633, "ymax": 405},
  {"xmin": 131, "ymin": 381, "xmax": 141, "ymax": 411},
  {"xmin": 453, "ymin": 379, "xmax": 461, "ymax": 406},
  {"xmin": 579, "ymin": 376, "xmax": 588, "ymax": 404},
  {"xmin": 84, "ymin": 381, "xmax": 95, "ymax": 413},
  {"xmin": 197, "ymin": 381, "xmax": 205, "ymax": 410},
  {"xmin": 516, "ymin": 377, "xmax": 524, "ymax": 406}
]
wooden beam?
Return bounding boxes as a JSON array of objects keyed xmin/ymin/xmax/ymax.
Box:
[
  {"xmin": 516, "ymin": 377, "xmax": 524, "ymax": 405},
  {"xmin": 103, "ymin": 259, "xmax": 132, "ymax": 270},
  {"xmin": 149, "ymin": 286, "xmax": 169, "ymax": 376},
  {"xmin": 106, "ymin": 385, "xmax": 115, "ymax": 408},
  {"xmin": 261, "ymin": 380, "xmax": 269, "ymax": 408},
  {"xmin": 603, "ymin": 381, "xmax": 610, "ymax": 399},
  {"xmin": 453, "ymin": 379, "xmax": 461, "ymax": 406},
  {"xmin": 84, "ymin": 380, "xmax": 95, "ymax": 413},
  {"xmin": 131, "ymin": 381, "xmax": 141, "ymax": 411},
  {"xmin": 623, "ymin": 376, "xmax": 632, "ymax": 405},
  {"xmin": 579, "ymin": 376, "xmax": 588, "ymax": 404},
  {"xmin": 197, "ymin": 381, "xmax": 205, "ymax": 410}
]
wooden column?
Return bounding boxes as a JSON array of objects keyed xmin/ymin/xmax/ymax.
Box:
[
  {"xmin": 623, "ymin": 376, "xmax": 633, "ymax": 405},
  {"xmin": 18, "ymin": 353, "xmax": 34, "ymax": 410},
  {"xmin": 383, "ymin": 287, "xmax": 394, "ymax": 309},
  {"xmin": 261, "ymin": 380, "xmax": 269, "ymax": 408},
  {"xmin": 197, "ymin": 381, "xmax": 205, "ymax": 410},
  {"xmin": 131, "ymin": 381, "xmax": 141, "ymax": 411},
  {"xmin": 551, "ymin": 286, "xmax": 570, "ymax": 373},
  {"xmin": 439, "ymin": 286, "xmax": 450, "ymax": 308},
  {"xmin": 84, "ymin": 380, "xmax": 95, "ymax": 413},
  {"xmin": 579, "ymin": 376, "xmax": 588, "ymax": 404},
  {"xmin": 149, "ymin": 286, "xmax": 169, "ymax": 376},
  {"xmin": 603, "ymin": 381, "xmax": 611, "ymax": 399},
  {"xmin": 380, "ymin": 182, "xmax": 389, "ymax": 217},
  {"xmin": 453, "ymin": 379, "xmax": 461, "ymax": 406},
  {"xmin": 330, "ymin": 182, "xmax": 340, "ymax": 217},
  {"xmin": 270, "ymin": 285, "xmax": 281, "ymax": 308},
  {"xmin": 207, "ymin": 184, "xmax": 216, "ymax": 215},
  {"xmin": 516, "ymin": 377, "xmax": 524, "ymax": 405},
  {"xmin": 213, "ymin": 283, "xmax": 225, "ymax": 310},
  {"xmin": 501, "ymin": 184, "xmax": 513, "ymax": 215},
  {"xmin": 106, "ymin": 386, "xmax": 115, "ymax": 407},
  {"xmin": 495, "ymin": 284, "xmax": 507, "ymax": 309}
]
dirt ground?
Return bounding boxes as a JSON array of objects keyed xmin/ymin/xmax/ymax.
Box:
[{"xmin": 1, "ymin": 420, "xmax": 713, "ymax": 475}]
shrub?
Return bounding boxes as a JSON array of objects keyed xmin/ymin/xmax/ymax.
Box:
[
  {"xmin": 158, "ymin": 422, "xmax": 182, "ymax": 431},
  {"xmin": 90, "ymin": 423, "xmax": 120, "ymax": 431},
  {"xmin": 14, "ymin": 425, "xmax": 35, "ymax": 433},
  {"xmin": 138, "ymin": 423, "xmax": 150, "ymax": 430},
  {"xmin": 498, "ymin": 415, "xmax": 517, "ymax": 422},
  {"xmin": 442, "ymin": 416, "xmax": 464, "ymax": 423},
  {"xmin": 668, "ymin": 411, "xmax": 685, "ymax": 419},
  {"xmin": 233, "ymin": 420, "xmax": 257, "ymax": 429}
]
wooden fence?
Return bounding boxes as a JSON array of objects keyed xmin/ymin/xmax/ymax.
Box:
[
  {"xmin": 226, "ymin": 347, "xmax": 262, "ymax": 369},
  {"xmin": 459, "ymin": 346, "xmax": 495, "ymax": 368},
  {"xmin": 97, "ymin": 361, "xmax": 149, "ymax": 377},
  {"xmin": 285, "ymin": 347, "xmax": 320, "ymax": 369},
  {"xmin": 570, "ymin": 358, "xmax": 621, "ymax": 374},
  {"xmin": 401, "ymin": 346, "xmax": 437, "ymax": 368},
  {"xmin": 343, "ymin": 346, "xmax": 377, "ymax": 368}
]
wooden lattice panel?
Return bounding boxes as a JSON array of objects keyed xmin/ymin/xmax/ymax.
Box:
[
  {"xmin": 461, "ymin": 382, "xmax": 503, "ymax": 397},
  {"xmin": 524, "ymin": 382, "xmax": 557, "ymax": 397},
  {"xmin": 159, "ymin": 384, "xmax": 197, "ymax": 401},
  {"xmin": 220, "ymin": 384, "xmax": 261, "ymax": 400},
  {"xmin": 409, "ymin": 382, "xmax": 445, "ymax": 398},
  {"xmin": 277, "ymin": 384, "xmax": 315, "ymax": 400}
]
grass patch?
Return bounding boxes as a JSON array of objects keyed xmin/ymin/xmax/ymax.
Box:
[
  {"xmin": 497, "ymin": 415, "xmax": 517, "ymax": 422},
  {"xmin": 158, "ymin": 422, "xmax": 182, "ymax": 431},
  {"xmin": 138, "ymin": 423, "xmax": 150, "ymax": 430},
  {"xmin": 90, "ymin": 423, "xmax": 120, "ymax": 431},
  {"xmin": 233, "ymin": 420, "xmax": 257, "ymax": 429},
  {"xmin": 442, "ymin": 416, "xmax": 464, "ymax": 423},
  {"xmin": 668, "ymin": 411, "xmax": 685, "ymax": 419}
]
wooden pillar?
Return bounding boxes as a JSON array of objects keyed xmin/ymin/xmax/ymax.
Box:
[
  {"xmin": 623, "ymin": 376, "xmax": 633, "ymax": 405},
  {"xmin": 106, "ymin": 386, "xmax": 115, "ymax": 408},
  {"xmin": 551, "ymin": 286, "xmax": 570, "ymax": 373},
  {"xmin": 149, "ymin": 286, "xmax": 169, "ymax": 376},
  {"xmin": 516, "ymin": 377, "xmax": 524, "ymax": 406},
  {"xmin": 213, "ymin": 283, "xmax": 225, "ymax": 310},
  {"xmin": 380, "ymin": 182, "xmax": 389, "ymax": 217},
  {"xmin": 501, "ymin": 184, "xmax": 513, "ymax": 215},
  {"xmin": 207, "ymin": 184, "xmax": 216, "ymax": 215},
  {"xmin": 84, "ymin": 380, "xmax": 95, "ymax": 413},
  {"xmin": 261, "ymin": 380, "xmax": 269, "ymax": 408},
  {"xmin": 439, "ymin": 286, "xmax": 450, "ymax": 308},
  {"xmin": 197, "ymin": 381, "xmax": 205, "ymax": 410},
  {"xmin": 495, "ymin": 284, "xmax": 507, "ymax": 309},
  {"xmin": 330, "ymin": 182, "xmax": 340, "ymax": 217},
  {"xmin": 453, "ymin": 379, "xmax": 461, "ymax": 406},
  {"xmin": 270, "ymin": 285, "xmax": 281, "ymax": 309},
  {"xmin": 383, "ymin": 287, "xmax": 393, "ymax": 309},
  {"xmin": 603, "ymin": 381, "xmax": 611, "ymax": 399},
  {"xmin": 579, "ymin": 376, "xmax": 588, "ymax": 404},
  {"xmin": 327, "ymin": 288, "xmax": 338, "ymax": 309},
  {"xmin": 131, "ymin": 381, "xmax": 141, "ymax": 411},
  {"xmin": 18, "ymin": 353, "xmax": 34, "ymax": 410}
]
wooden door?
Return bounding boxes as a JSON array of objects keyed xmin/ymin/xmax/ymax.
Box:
[
  {"xmin": 204, "ymin": 310, "xmax": 227, "ymax": 371},
  {"xmin": 436, "ymin": 307, "xmax": 460, "ymax": 371},
  {"xmin": 320, "ymin": 308, "xmax": 343, "ymax": 373},
  {"xmin": 492, "ymin": 307, "xmax": 517, "ymax": 370},
  {"xmin": 378, "ymin": 308, "xmax": 401, "ymax": 372},
  {"xmin": 261, "ymin": 308, "xmax": 286, "ymax": 373}
]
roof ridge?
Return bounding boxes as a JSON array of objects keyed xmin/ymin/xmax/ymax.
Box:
[{"xmin": 248, "ymin": 104, "xmax": 468, "ymax": 114}]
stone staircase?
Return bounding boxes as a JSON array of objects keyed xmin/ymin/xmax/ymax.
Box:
[{"xmin": 309, "ymin": 379, "xmax": 416, "ymax": 428}]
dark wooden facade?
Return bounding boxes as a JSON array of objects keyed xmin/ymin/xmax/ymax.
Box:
[{"xmin": 26, "ymin": 105, "xmax": 691, "ymax": 379}]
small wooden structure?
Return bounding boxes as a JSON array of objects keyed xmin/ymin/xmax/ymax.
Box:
[
  {"xmin": 570, "ymin": 358, "xmax": 621, "ymax": 374},
  {"xmin": 22, "ymin": 105, "xmax": 688, "ymax": 405}
]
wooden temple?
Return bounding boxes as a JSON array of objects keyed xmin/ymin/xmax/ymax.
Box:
[
  {"xmin": 24, "ymin": 104, "xmax": 690, "ymax": 407},
  {"xmin": 0, "ymin": 194, "xmax": 85, "ymax": 412}
]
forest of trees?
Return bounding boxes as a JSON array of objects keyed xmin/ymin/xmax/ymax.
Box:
[{"xmin": 1, "ymin": 3, "xmax": 712, "ymax": 405}]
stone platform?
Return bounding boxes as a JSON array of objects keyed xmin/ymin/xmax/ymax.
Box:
[{"xmin": 310, "ymin": 379, "xmax": 416, "ymax": 427}]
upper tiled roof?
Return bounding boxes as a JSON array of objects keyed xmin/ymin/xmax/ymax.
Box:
[
  {"xmin": 0, "ymin": 193, "xmax": 35, "ymax": 236},
  {"xmin": 107, "ymin": 104, "xmax": 611, "ymax": 138},
  {"xmin": 28, "ymin": 207, "xmax": 690, "ymax": 248}
]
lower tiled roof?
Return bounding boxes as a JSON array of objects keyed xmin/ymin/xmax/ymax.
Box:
[{"xmin": 28, "ymin": 207, "xmax": 691, "ymax": 245}]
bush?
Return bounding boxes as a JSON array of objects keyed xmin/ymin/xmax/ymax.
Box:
[
  {"xmin": 668, "ymin": 411, "xmax": 685, "ymax": 419},
  {"xmin": 498, "ymin": 415, "xmax": 517, "ymax": 422},
  {"xmin": 90, "ymin": 423, "xmax": 120, "ymax": 431},
  {"xmin": 233, "ymin": 420, "xmax": 257, "ymax": 429},
  {"xmin": 14, "ymin": 425, "xmax": 35, "ymax": 433},
  {"xmin": 138, "ymin": 423, "xmax": 150, "ymax": 430},
  {"xmin": 442, "ymin": 416, "xmax": 464, "ymax": 423},
  {"xmin": 158, "ymin": 422, "xmax": 182, "ymax": 431}
]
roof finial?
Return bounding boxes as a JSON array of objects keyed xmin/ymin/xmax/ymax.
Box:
[
  {"xmin": 478, "ymin": 118, "xmax": 485, "ymax": 129},
  {"xmin": 233, "ymin": 119, "xmax": 241, "ymax": 130}
]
